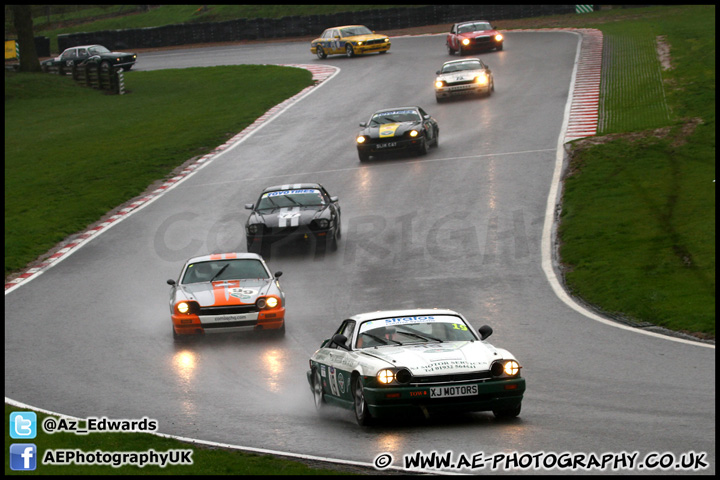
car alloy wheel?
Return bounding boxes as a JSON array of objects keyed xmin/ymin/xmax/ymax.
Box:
[
  {"xmin": 312, "ymin": 368, "xmax": 325, "ymax": 411},
  {"xmin": 316, "ymin": 46, "xmax": 326, "ymax": 59},
  {"xmin": 353, "ymin": 377, "xmax": 373, "ymax": 425},
  {"xmin": 345, "ymin": 44, "xmax": 355, "ymax": 58}
]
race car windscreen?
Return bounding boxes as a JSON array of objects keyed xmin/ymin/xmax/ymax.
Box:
[
  {"xmin": 442, "ymin": 61, "xmax": 483, "ymax": 73},
  {"xmin": 459, "ymin": 22, "xmax": 492, "ymax": 33},
  {"xmin": 356, "ymin": 315, "xmax": 477, "ymax": 348},
  {"xmin": 182, "ymin": 259, "xmax": 270, "ymax": 284},
  {"xmin": 369, "ymin": 110, "xmax": 420, "ymax": 126},
  {"xmin": 341, "ymin": 26, "xmax": 373, "ymax": 37},
  {"xmin": 256, "ymin": 189, "xmax": 325, "ymax": 210}
]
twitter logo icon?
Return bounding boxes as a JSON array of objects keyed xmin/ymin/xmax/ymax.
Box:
[{"xmin": 10, "ymin": 412, "xmax": 37, "ymax": 439}]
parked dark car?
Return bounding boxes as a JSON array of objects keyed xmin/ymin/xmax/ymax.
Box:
[{"xmin": 41, "ymin": 45, "xmax": 137, "ymax": 74}]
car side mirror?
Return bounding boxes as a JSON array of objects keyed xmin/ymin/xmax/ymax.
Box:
[
  {"xmin": 167, "ymin": 279, "xmax": 176, "ymax": 286},
  {"xmin": 331, "ymin": 333, "xmax": 350, "ymax": 350},
  {"xmin": 245, "ymin": 203, "xmax": 253, "ymax": 210},
  {"xmin": 359, "ymin": 122, "xmax": 367, "ymax": 127},
  {"xmin": 436, "ymin": 70, "xmax": 441, "ymax": 75},
  {"xmin": 478, "ymin": 325, "xmax": 493, "ymax": 340},
  {"xmin": 274, "ymin": 271, "xmax": 283, "ymax": 279},
  {"xmin": 330, "ymin": 196, "xmax": 339, "ymax": 202}
]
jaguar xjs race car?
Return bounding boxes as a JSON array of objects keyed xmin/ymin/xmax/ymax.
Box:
[
  {"xmin": 307, "ymin": 309, "xmax": 525, "ymax": 425},
  {"xmin": 446, "ymin": 20, "xmax": 503, "ymax": 55},
  {"xmin": 245, "ymin": 183, "xmax": 341, "ymax": 252},
  {"xmin": 356, "ymin": 106, "xmax": 439, "ymax": 161},
  {"xmin": 167, "ymin": 253, "xmax": 286, "ymax": 338},
  {"xmin": 311, "ymin": 25, "xmax": 390, "ymax": 59},
  {"xmin": 435, "ymin": 58, "xmax": 494, "ymax": 102}
]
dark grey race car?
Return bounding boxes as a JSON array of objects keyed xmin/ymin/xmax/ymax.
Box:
[{"xmin": 245, "ymin": 183, "xmax": 341, "ymax": 253}]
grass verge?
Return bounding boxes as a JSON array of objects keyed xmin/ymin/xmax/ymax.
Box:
[
  {"xmin": 559, "ymin": 5, "xmax": 715, "ymax": 337},
  {"xmin": 5, "ymin": 65, "xmax": 313, "ymax": 276}
]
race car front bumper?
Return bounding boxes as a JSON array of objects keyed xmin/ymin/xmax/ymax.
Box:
[{"xmin": 362, "ymin": 377, "xmax": 525, "ymax": 418}]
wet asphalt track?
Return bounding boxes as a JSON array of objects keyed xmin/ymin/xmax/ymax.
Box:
[{"xmin": 5, "ymin": 32, "xmax": 715, "ymax": 474}]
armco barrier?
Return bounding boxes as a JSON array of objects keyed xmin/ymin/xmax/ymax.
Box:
[{"xmin": 57, "ymin": 5, "xmax": 577, "ymax": 52}]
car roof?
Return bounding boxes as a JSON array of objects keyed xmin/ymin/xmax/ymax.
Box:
[
  {"xmin": 331, "ymin": 25, "xmax": 368, "ymax": 30},
  {"xmin": 261, "ymin": 183, "xmax": 322, "ymax": 193},
  {"xmin": 185, "ymin": 252, "xmax": 264, "ymax": 264},
  {"xmin": 348, "ymin": 308, "xmax": 463, "ymax": 323}
]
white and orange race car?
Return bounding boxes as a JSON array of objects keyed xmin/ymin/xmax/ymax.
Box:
[{"xmin": 167, "ymin": 253, "xmax": 286, "ymax": 339}]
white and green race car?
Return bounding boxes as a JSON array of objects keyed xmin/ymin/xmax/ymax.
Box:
[{"xmin": 307, "ymin": 309, "xmax": 525, "ymax": 425}]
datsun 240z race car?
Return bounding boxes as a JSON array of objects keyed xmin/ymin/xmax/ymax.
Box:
[
  {"xmin": 356, "ymin": 106, "xmax": 439, "ymax": 162},
  {"xmin": 307, "ymin": 309, "xmax": 525, "ymax": 425},
  {"xmin": 311, "ymin": 25, "xmax": 390, "ymax": 59},
  {"xmin": 446, "ymin": 20, "xmax": 503, "ymax": 55},
  {"xmin": 41, "ymin": 44, "xmax": 137, "ymax": 74},
  {"xmin": 434, "ymin": 58, "xmax": 494, "ymax": 102},
  {"xmin": 245, "ymin": 183, "xmax": 341, "ymax": 253},
  {"xmin": 167, "ymin": 253, "xmax": 286, "ymax": 338}
]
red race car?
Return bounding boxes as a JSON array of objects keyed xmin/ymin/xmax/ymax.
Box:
[{"xmin": 446, "ymin": 20, "xmax": 503, "ymax": 56}]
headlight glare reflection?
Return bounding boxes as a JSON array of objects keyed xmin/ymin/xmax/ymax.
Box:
[{"xmin": 377, "ymin": 369, "xmax": 395, "ymax": 384}]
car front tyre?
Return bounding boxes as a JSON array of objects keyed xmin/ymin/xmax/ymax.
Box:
[
  {"xmin": 316, "ymin": 46, "xmax": 327, "ymax": 59},
  {"xmin": 358, "ymin": 150, "xmax": 370, "ymax": 162},
  {"xmin": 417, "ymin": 137, "xmax": 429, "ymax": 156},
  {"xmin": 345, "ymin": 44, "xmax": 355, "ymax": 58},
  {"xmin": 447, "ymin": 44, "xmax": 456, "ymax": 55},
  {"xmin": 493, "ymin": 402, "xmax": 521, "ymax": 419},
  {"xmin": 312, "ymin": 368, "xmax": 326, "ymax": 412},
  {"xmin": 353, "ymin": 377, "xmax": 374, "ymax": 426}
]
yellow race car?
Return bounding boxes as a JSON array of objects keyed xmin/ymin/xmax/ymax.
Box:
[{"xmin": 311, "ymin": 25, "xmax": 391, "ymax": 59}]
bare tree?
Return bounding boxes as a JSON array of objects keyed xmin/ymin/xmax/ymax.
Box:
[{"xmin": 11, "ymin": 5, "xmax": 41, "ymax": 72}]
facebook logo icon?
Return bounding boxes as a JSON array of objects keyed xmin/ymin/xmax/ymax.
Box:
[
  {"xmin": 10, "ymin": 444, "xmax": 37, "ymax": 471},
  {"xmin": 10, "ymin": 411, "xmax": 37, "ymax": 439}
]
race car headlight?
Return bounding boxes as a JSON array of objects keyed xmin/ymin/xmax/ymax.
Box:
[
  {"xmin": 503, "ymin": 360, "xmax": 520, "ymax": 376},
  {"xmin": 313, "ymin": 218, "xmax": 330, "ymax": 229},
  {"xmin": 409, "ymin": 130, "xmax": 419, "ymax": 137},
  {"xmin": 462, "ymin": 38, "xmax": 471, "ymax": 46},
  {"xmin": 175, "ymin": 301, "xmax": 199, "ymax": 315},
  {"xmin": 377, "ymin": 369, "xmax": 395, "ymax": 384},
  {"xmin": 265, "ymin": 296, "xmax": 279, "ymax": 309},
  {"xmin": 247, "ymin": 224, "xmax": 262, "ymax": 234},
  {"xmin": 495, "ymin": 34, "xmax": 503, "ymax": 42},
  {"xmin": 356, "ymin": 135, "xmax": 367, "ymax": 144},
  {"xmin": 475, "ymin": 74, "xmax": 489, "ymax": 85},
  {"xmin": 435, "ymin": 80, "xmax": 445, "ymax": 89},
  {"xmin": 357, "ymin": 41, "xmax": 363, "ymax": 45},
  {"xmin": 257, "ymin": 296, "xmax": 279, "ymax": 310}
]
